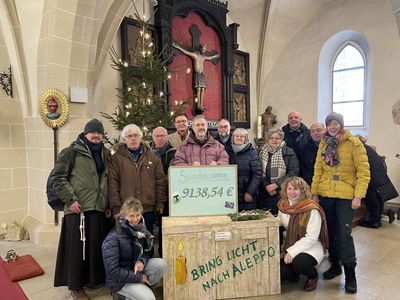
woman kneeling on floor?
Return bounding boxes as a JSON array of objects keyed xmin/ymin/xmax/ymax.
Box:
[
  {"xmin": 278, "ymin": 177, "xmax": 328, "ymax": 291},
  {"xmin": 102, "ymin": 197, "xmax": 167, "ymax": 300}
]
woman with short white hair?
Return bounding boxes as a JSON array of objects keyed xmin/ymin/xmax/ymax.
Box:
[{"xmin": 231, "ymin": 128, "xmax": 262, "ymax": 211}]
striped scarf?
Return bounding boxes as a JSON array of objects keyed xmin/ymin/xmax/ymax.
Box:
[
  {"xmin": 277, "ymin": 198, "xmax": 329, "ymax": 254},
  {"xmin": 259, "ymin": 142, "xmax": 286, "ymax": 182}
]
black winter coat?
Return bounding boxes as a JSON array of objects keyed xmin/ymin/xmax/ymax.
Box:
[
  {"xmin": 231, "ymin": 144, "xmax": 262, "ymax": 210},
  {"xmin": 150, "ymin": 142, "xmax": 176, "ymax": 175},
  {"xmin": 282, "ymin": 123, "xmax": 310, "ymax": 158},
  {"xmin": 297, "ymin": 138, "xmax": 319, "ymax": 185},
  {"xmin": 102, "ymin": 219, "xmax": 153, "ymax": 293},
  {"xmin": 215, "ymin": 134, "xmax": 235, "ymax": 164},
  {"xmin": 364, "ymin": 144, "xmax": 398, "ymax": 201}
]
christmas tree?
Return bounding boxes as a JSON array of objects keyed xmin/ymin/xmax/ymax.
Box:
[{"xmin": 102, "ymin": 9, "xmax": 188, "ymax": 142}]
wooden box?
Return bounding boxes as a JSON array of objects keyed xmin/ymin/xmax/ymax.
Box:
[{"xmin": 162, "ymin": 215, "xmax": 281, "ymax": 300}]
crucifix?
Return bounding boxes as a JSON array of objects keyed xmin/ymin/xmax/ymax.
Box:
[{"xmin": 172, "ymin": 24, "xmax": 220, "ymax": 114}]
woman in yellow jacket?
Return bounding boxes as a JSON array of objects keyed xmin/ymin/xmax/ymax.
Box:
[{"xmin": 311, "ymin": 112, "xmax": 370, "ymax": 294}]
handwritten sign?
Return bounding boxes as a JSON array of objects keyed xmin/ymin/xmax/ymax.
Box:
[
  {"xmin": 169, "ymin": 165, "xmax": 238, "ymax": 216},
  {"xmin": 190, "ymin": 240, "xmax": 276, "ymax": 292}
]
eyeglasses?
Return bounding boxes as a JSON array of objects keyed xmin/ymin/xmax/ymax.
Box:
[
  {"xmin": 218, "ymin": 125, "xmax": 229, "ymax": 129},
  {"xmin": 153, "ymin": 135, "xmax": 167, "ymax": 138},
  {"xmin": 234, "ymin": 135, "xmax": 245, "ymax": 139},
  {"xmin": 125, "ymin": 134, "xmax": 140, "ymax": 139},
  {"xmin": 311, "ymin": 128, "xmax": 324, "ymax": 133}
]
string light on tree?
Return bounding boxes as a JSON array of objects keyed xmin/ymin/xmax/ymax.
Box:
[{"xmin": 101, "ymin": 1, "xmax": 189, "ymax": 142}]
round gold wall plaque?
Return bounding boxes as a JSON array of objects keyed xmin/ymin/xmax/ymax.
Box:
[{"xmin": 39, "ymin": 88, "xmax": 69, "ymax": 128}]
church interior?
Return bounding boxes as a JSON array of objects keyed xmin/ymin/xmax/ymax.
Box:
[{"xmin": 1, "ymin": 0, "xmax": 400, "ymax": 299}]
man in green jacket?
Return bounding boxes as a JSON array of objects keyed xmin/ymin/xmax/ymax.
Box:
[{"xmin": 53, "ymin": 119, "xmax": 111, "ymax": 300}]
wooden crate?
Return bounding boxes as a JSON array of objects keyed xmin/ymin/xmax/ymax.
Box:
[{"xmin": 162, "ymin": 215, "xmax": 281, "ymax": 300}]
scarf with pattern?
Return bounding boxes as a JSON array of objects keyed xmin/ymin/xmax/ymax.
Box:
[
  {"xmin": 119, "ymin": 218, "xmax": 154, "ymax": 252},
  {"xmin": 322, "ymin": 135, "xmax": 340, "ymax": 167},
  {"xmin": 259, "ymin": 142, "xmax": 286, "ymax": 182},
  {"xmin": 277, "ymin": 198, "xmax": 329, "ymax": 254}
]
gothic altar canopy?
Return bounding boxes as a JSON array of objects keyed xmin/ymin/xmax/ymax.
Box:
[{"xmin": 155, "ymin": 0, "xmax": 247, "ymax": 128}]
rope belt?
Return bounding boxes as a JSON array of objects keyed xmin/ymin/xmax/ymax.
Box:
[{"xmin": 79, "ymin": 212, "xmax": 86, "ymax": 261}]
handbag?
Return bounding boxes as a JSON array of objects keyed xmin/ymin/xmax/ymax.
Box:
[
  {"xmin": 376, "ymin": 181, "xmax": 399, "ymax": 202},
  {"xmin": 2, "ymin": 250, "xmax": 44, "ymax": 282}
]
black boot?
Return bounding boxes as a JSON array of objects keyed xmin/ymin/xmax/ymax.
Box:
[
  {"xmin": 343, "ymin": 262, "xmax": 357, "ymax": 294},
  {"xmin": 388, "ymin": 209, "xmax": 395, "ymax": 223},
  {"xmin": 323, "ymin": 260, "xmax": 342, "ymax": 279}
]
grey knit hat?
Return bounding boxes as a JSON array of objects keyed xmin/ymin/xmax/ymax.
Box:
[
  {"xmin": 325, "ymin": 112, "xmax": 344, "ymax": 127},
  {"xmin": 84, "ymin": 118, "xmax": 104, "ymax": 134}
]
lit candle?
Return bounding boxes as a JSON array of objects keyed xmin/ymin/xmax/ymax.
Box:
[{"xmin": 257, "ymin": 116, "xmax": 262, "ymax": 139}]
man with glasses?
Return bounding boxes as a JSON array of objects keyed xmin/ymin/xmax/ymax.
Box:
[
  {"xmin": 215, "ymin": 118, "xmax": 234, "ymax": 163},
  {"xmin": 151, "ymin": 126, "xmax": 176, "ymax": 257},
  {"xmin": 173, "ymin": 115, "xmax": 229, "ymax": 166},
  {"xmin": 151, "ymin": 126, "xmax": 176, "ymax": 174},
  {"xmin": 168, "ymin": 113, "xmax": 190, "ymax": 149},
  {"xmin": 108, "ymin": 124, "xmax": 167, "ymax": 235}
]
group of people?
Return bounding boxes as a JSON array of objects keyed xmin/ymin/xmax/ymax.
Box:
[
  {"xmin": 52, "ymin": 119, "xmax": 169, "ymax": 300},
  {"xmin": 51, "ymin": 109, "xmax": 396, "ymax": 299}
]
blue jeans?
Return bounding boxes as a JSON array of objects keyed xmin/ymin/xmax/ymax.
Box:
[
  {"xmin": 319, "ymin": 197, "xmax": 356, "ymax": 264},
  {"xmin": 118, "ymin": 258, "xmax": 167, "ymax": 300}
]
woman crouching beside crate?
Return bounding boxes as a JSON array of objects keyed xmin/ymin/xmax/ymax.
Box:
[{"xmin": 277, "ymin": 177, "xmax": 328, "ymax": 292}]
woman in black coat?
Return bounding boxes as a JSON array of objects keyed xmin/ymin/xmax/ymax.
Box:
[
  {"xmin": 257, "ymin": 128, "xmax": 299, "ymax": 215},
  {"xmin": 231, "ymin": 128, "xmax": 262, "ymax": 211},
  {"xmin": 102, "ymin": 198, "xmax": 167, "ymax": 299},
  {"xmin": 360, "ymin": 141, "xmax": 398, "ymax": 228}
]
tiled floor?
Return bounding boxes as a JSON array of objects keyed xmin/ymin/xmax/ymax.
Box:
[{"xmin": 1, "ymin": 215, "xmax": 399, "ymax": 300}]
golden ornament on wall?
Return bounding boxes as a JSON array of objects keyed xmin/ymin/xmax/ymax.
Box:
[{"xmin": 39, "ymin": 88, "xmax": 69, "ymax": 128}]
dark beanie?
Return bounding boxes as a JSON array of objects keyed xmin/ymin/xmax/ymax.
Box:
[
  {"xmin": 84, "ymin": 119, "xmax": 104, "ymax": 134},
  {"xmin": 325, "ymin": 112, "xmax": 344, "ymax": 127}
]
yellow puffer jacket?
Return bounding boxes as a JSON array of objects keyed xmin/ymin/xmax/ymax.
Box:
[{"xmin": 311, "ymin": 130, "xmax": 370, "ymax": 199}]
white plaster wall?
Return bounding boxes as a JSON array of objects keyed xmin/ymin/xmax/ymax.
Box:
[
  {"xmin": 92, "ymin": 30, "xmax": 122, "ymax": 142},
  {"xmin": 227, "ymin": 2, "xmax": 266, "ymax": 141},
  {"xmin": 14, "ymin": 0, "xmax": 44, "ymax": 116},
  {"xmin": 262, "ymin": 0, "xmax": 400, "ymax": 189}
]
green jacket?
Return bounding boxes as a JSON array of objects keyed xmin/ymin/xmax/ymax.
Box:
[
  {"xmin": 311, "ymin": 129, "xmax": 370, "ymax": 199},
  {"xmin": 52, "ymin": 135, "xmax": 111, "ymax": 214}
]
